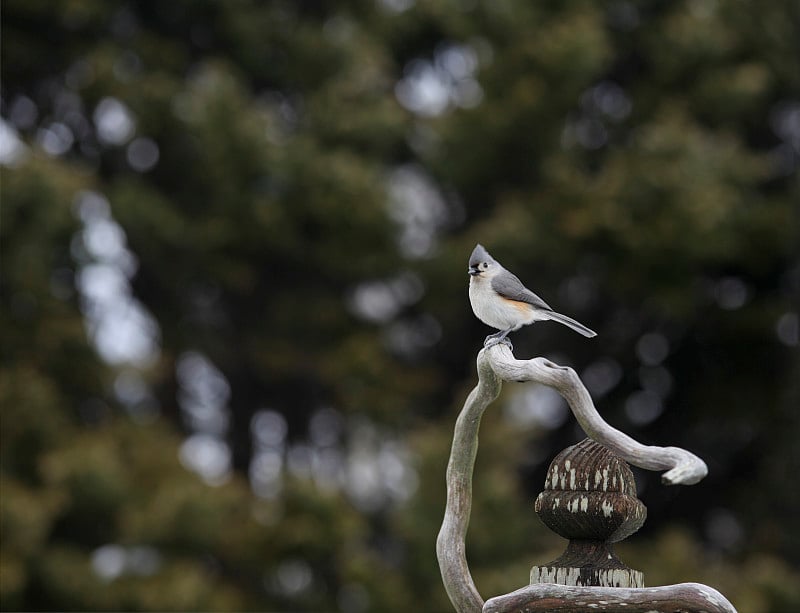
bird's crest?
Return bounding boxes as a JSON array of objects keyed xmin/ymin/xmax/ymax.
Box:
[{"xmin": 469, "ymin": 244, "xmax": 494, "ymax": 267}]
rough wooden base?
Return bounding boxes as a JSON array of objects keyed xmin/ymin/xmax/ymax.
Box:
[
  {"xmin": 483, "ymin": 582, "xmax": 737, "ymax": 613},
  {"xmin": 531, "ymin": 565, "xmax": 643, "ymax": 588},
  {"xmin": 530, "ymin": 539, "xmax": 644, "ymax": 587}
]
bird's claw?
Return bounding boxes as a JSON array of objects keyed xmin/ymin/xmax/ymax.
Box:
[{"xmin": 483, "ymin": 335, "xmax": 513, "ymax": 351}]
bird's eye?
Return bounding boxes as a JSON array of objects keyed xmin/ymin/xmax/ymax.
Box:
[{"xmin": 481, "ymin": 262, "xmax": 489, "ymax": 269}]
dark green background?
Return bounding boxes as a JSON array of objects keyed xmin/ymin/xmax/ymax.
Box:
[{"xmin": 2, "ymin": 0, "xmax": 798, "ymax": 611}]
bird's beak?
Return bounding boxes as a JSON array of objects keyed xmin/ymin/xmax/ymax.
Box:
[{"xmin": 468, "ymin": 266, "xmax": 480, "ymax": 276}]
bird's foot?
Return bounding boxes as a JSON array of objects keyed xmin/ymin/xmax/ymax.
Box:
[{"xmin": 483, "ymin": 335, "xmax": 513, "ymax": 351}]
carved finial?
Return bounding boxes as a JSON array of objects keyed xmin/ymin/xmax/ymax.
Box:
[{"xmin": 531, "ymin": 438, "xmax": 646, "ymax": 587}]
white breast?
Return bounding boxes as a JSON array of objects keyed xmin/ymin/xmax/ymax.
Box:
[{"xmin": 469, "ymin": 276, "xmax": 535, "ymax": 331}]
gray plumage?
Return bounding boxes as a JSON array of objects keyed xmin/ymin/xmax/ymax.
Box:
[
  {"xmin": 468, "ymin": 243, "xmax": 597, "ymax": 342},
  {"xmin": 490, "ymin": 271, "xmax": 553, "ymax": 312},
  {"xmin": 468, "ymin": 244, "xmax": 492, "ymax": 269}
]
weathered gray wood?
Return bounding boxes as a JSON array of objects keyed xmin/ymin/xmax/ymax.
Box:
[
  {"xmin": 530, "ymin": 563, "xmax": 643, "ymax": 589},
  {"xmin": 436, "ymin": 344, "xmax": 733, "ymax": 613},
  {"xmin": 435, "ymin": 350, "xmax": 501, "ymax": 613},
  {"xmin": 483, "ymin": 582, "xmax": 737, "ymax": 613},
  {"xmin": 482, "ymin": 344, "xmax": 708, "ymax": 485}
]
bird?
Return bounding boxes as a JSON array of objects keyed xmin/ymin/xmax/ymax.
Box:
[{"xmin": 468, "ymin": 244, "xmax": 596, "ymax": 348}]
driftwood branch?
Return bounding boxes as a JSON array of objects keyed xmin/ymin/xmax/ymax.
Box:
[
  {"xmin": 435, "ymin": 348, "xmax": 501, "ymax": 613},
  {"xmin": 483, "ymin": 581, "xmax": 737, "ymax": 613},
  {"xmin": 483, "ymin": 343, "xmax": 708, "ymax": 485},
  {"xmin": 436, "ymin": 343, "xmax": 730, "ymax": 613}
]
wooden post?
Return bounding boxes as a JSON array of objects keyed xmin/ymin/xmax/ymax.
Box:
[
  {"xmin": 531, "ymin": 438, "xmax": 645, "ymax": 588},
  {"xmin": 437, "ymin": 343, "xmax": 738, "ymax": 613}
]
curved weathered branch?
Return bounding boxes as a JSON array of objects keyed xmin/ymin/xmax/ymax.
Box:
[
  {"xmin": 483, "ymin": 343, "xmax": 708, "ymax": 485},
  {"xmin": 483, "ymin": 581, "xmax": 737, "ymax": 613},
  {"xmin": 436, "ymin": 350, "xmax": 502, "ymax": 613},
  {"xmin": 437, "ymin": 343, "xmax": 718, "ymax": 613}
]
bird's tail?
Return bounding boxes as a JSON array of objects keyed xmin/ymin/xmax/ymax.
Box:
[{"xmin": 546, "ymin": 311, "xmax": 597, "ymax": 338}]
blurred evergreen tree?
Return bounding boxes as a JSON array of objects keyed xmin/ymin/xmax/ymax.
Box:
[{"xmin": 2, "ymin": 0, "xmax": 798, "ymax": 611}]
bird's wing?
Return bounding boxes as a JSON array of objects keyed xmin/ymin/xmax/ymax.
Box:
[{"xmin": 491, "ymin": 271, "xmax": 553, "ymax": 311}]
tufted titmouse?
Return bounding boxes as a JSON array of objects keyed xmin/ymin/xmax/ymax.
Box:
[{"xmin": 468, "ymin": 244, "xmax": 596, "ymax": 347}]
